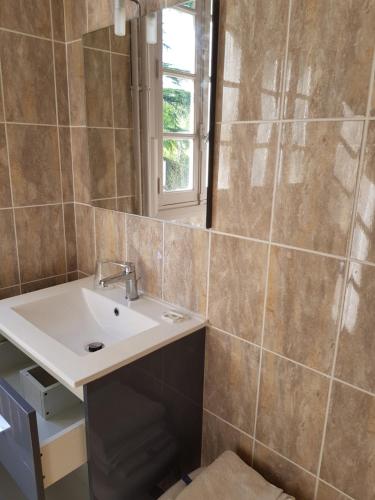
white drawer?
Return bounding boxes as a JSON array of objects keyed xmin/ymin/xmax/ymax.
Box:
[{"xmin": 0, "ymin": 340, "xmax": 87, "ymax": 497}]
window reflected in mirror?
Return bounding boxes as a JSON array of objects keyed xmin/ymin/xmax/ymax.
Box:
[{"xmin": 82, "ymin": 0, "xmax": 218, "ymax": 228}]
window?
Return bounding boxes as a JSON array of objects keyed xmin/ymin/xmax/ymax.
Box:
[{"xmin": 147, "ymin": 0, "xmax": 212, "ymax": 214}]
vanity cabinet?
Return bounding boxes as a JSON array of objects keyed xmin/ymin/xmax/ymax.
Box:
[
  {"xmin": 0, "ymin": 341, "xmax": 87, "ymax": 500},
  {"xmin": 0, "ymin": 328, "xmax": 205, "ymax": 500}
]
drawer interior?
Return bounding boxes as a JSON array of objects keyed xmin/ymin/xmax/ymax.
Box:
[{"xmin": 0, "ymin": 340, "xmax": 87, "ymax": 489}]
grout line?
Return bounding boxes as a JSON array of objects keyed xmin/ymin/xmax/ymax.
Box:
[
  {"xmin": 210, "ymin": 324, "xmax": 375, "ymax": 397},
  {"xmin": 83, "ymin": 45, "xmax": 130, "ymax": 57},
  {"xmin": 63, "ymin": 0, "xmax": 79, "ymax": 272},
  {"xmin": 108, "ymin": 32, "xmax": 118, "ymax": 212},
  {"xmin": 313, "ymin": 42, "xmax": 375, "ymax": 500},
  {"xmin": 0, "ymin": 60, "xmax": 22, "ymax": 295},
  {"xmin": 93, "ymin": 206, "xmax": 97, "ymax": 264},
  {"xmin": 216, "ymin": 116, "xmax": 371, "ymax": 126},
  {"xmin": 3, "ymin": 121, "xmax": 59, "ymax": 127},
  {"xmin": 125, "ymin": 213, "xmax": 128, "ymax": 260},
  {"xmin": 66, "ymin": 38, "xmax": 83, "ymax": 44},
  {"xmin": 0, "ymin": 26, "xmax": 56, "ymax": 42},
  {"xmin": 203, "ymin": 408, "xmax": 254, "ymax": 439},
  {"xmin": 253, "ymin": 439, "xmax": 316, "ymax": 479},
  {"xmin": 317, "ymin": 479, "xmax": 355, "ymax": 500},
  {"xmin": 6, "ymin": 202, "xmax": 65, "ymax": 210},
  {"xmin": 86, "ymin": 0, "xmax": 89, "ymax": 34},
  {"xmin": 203, "ymin": 409, "xmax": 355, "ymax": 500},
  {"xmin": 211, "ymin": 229, "xmax": 346, "ymax": 261},
  {"xmin": 50, "ymin": 0, "xmax": 68, "ymax": 278},
  {"xmin": 251, "ymin": 0, "xmax": 292, "ymax": 463},
  {"xmin": 20, "ymin": 273, "xmax": 67, "ymax": 287},
  {"xmin": 83, "ymin": 125, "xmax": 133, "ymax": 130}
]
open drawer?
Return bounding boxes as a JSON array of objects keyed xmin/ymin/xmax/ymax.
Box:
[{"xmin": 0, "ymin": 340, "xmax": 87, "ymax": 500}]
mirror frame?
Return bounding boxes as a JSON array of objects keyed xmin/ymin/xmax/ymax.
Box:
[{"xmin": 206, "ymin": 0, "xmax": 220, "ymax": 228}]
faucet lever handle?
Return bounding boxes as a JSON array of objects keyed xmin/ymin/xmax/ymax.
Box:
[{"xmin": 123, "ymin": 261, "xmax": 136, "ymax": 275}]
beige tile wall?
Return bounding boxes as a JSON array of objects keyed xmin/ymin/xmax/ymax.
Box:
[
  {"xmin": 0, "ymin": 0, "xmax": 77, "ymax": 296},
  {"xmin": 80, "ymin": 1, "xmax": 375, "ymax": 499},
  {"xmin": 82, "ymin": 25, "xmax": 137, "ymax": 211}
]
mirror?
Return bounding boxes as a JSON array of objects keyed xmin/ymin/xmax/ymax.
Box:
[{"xmin": 82, "ymin": 0, "xmax": 219, "ymax": 228}]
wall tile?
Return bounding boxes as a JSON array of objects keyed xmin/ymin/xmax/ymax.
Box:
[
  {"xmin": 88, "ymin": 128, "xmax": 116, "ymax": 199},
  {"xmin": 351, "ymin": 121, "xmax": 375, "ymax": 263},
  {"xmin": 285, "ymin": 0, "xmax": 375, "ymax": 119},
  {"xmin": 50, "ymin": 0, "xmax": 65, "ymax": 41},
  {"xmin": 209, "ymin": 233, "xmax": 267, "ymax": 344},
  {"xmin": 21, "ymin": 275, "xmax": 66, "ymax": 294},
  {"xmin": 253, "ymin": 443, "xmax": 316, "ymax": 500},
  {"xmin": 110, "ymin": 25, "xmax": 131, "ymax": 55},
  {"xmin": 335, "ymin": 262, "xmax": 375, "ymax": 394},
  {"xmin": 117, "ymin": 196, "xmax": 137, "ymax": 214},
  {"xmin": 204, "ymin": 328, "xmax": 260, "ymax": 434},
  {"xmin": 15, "ymin": 205, "xmax": 66, "ymax": 282},
  {"xmin": 321, "ymin": 382, "xmax": 375, "ymax": 500},
  {"xmin": 64, "ymin": 0, "xmax": 87, "ymax": 42},
  {"xmin": 127, "ymin": 215, "xmax": 163, "ymax": 298},
  {"xmin": 264, "ymin": 247, "xmax": 345, "ymax": 373},
  {"xmin": 164, "ymin": 224, "xmax": 208, "ymax": 314},
  {"xmin": 212, "ymin": 123, "xmax": 277, "ymax": 240},
  {"xmin": 0, "ymin": 31, "xmax": 56, "ymax": 124},
  {"xmin": 94, "ymin": 208, "xmax": 126, "ymax": 262},
  {"xmin": 0, "ymin": 210, "xmax": 19, "ymax": 288},
  {"xmin": 0, "ymin": 286, "xmax": 20, "ymax": 300},
  {"xmin": 112, "ymin": 54, "xmax": 132, "ymax": 128},
  {"xmin": 75, "ymin": 204, "xmax": 95, "ymax": 274},
  {"xmin": 216, "ymin": 0, "xmax": 287, "ymax": 122},
  {"xmin": 257, "ymin": 352, "xmax": 329, "ymax": 473},
  {"xmin": 0, "ymin": 71, "xmax": 4, "ymax": 122},
  {"xmin": 0, "ymin": 125, "xmax": 11, "ymax": 208},
  {"xmin": 273, "ymin": 121, "xmax": 363, "ymax": 255},
  {"xmin": 67, "ymin": 42, "xmax": 86, "ymax": 126},
  {"xmin": 67, "ymin": 271, "xmax": 79, "ymax": 282},
  {"xmin": 0, "ymin": 0, "xmax": 51, "ymax": 38},
  {"xmin": 7, "ymin": 125, "xmax": 61, "ymax": 206},
  {"xmin": 87, "ymin": 0, "xmax": 113, "ymax": 33},
  {"xmin": 84, "ymin": 49, "xmax": 112, "ymax": 127},
  {"xmin": 63, "ymin": 203, "xmax": 77, "ymax": 272},
  {"xmin": 202, "ymin": 411, "xmax": 253, "ymax": 467},
  {"xmin": 54, "ymin": 43, "xmax": 70, "ymax": 125},
  {"xmin": 316, "ymin": 483, "xmax": 351, "ymax": 500},
  {"xmin": 115, "ymin": 129, "xmax": 135, "ymax": 197},
  {"xmin": 83, "ymin": 27, "xmax": 110, "ymax": 51},
  {"xmin": 71, "ymin": 127, "xmax": 91, "ymax": 203},
  {"xmin": 93, "ymin": 198, "xmax": 117, "ymax": 211},
  {"xmin": 59, "ymin": 127, "xmax": 74, "ymax": 202}
]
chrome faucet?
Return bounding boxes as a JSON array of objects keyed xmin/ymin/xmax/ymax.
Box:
[{"xmin": 97, "ymin": 261, "xmax": 139, "ymax": 301}]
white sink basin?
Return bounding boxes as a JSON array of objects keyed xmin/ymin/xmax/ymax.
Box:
[
  {"xmin": 0, "ymin": 277, "xmax": 205, "ymax": 389},
  {"xmin": 12, "ymin": 288, "xmax": 158, "ymax": 356}
]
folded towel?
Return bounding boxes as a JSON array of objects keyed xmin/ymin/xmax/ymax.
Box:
[{"xmin": 175, "ymin": 451, "xmax": 295, "ymax": 500}]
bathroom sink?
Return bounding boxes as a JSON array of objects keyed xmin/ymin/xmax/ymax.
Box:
[
  {"xmin": 0, "ymin": 277, "xmax": 205, "ymax": 389},
  {"xmin": 12, "ymin": 288, "xmax": 159, "ymax": 357}
]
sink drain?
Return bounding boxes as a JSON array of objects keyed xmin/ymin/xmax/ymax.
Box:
[{"xmin": 85, "ymin": 342, "xmax": 105, "ymax": 353}]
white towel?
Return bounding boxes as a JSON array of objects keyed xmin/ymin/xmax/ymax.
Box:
[{"xmin": 175, "ymin": 451, "xmax": 295, "ymax": 500}]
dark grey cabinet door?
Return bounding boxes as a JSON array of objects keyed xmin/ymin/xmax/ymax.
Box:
[{"xmin": 0, "ymin": 378, "xmax": 45, "ymax": 500}]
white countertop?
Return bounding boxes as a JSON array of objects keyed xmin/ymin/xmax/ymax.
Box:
[{"xmin": 0, "ymin": 277, "xmax": 206, "ymax": 392}]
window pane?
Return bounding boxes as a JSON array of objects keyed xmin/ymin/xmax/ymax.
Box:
[
  {"xmin": 163, "ymin": 139, "xmax": 194, "ymax": 192},
  {"xmin": 163, "ymin": 76, "xmax": 194, "ymax": 133},
  {"xmin": 162, "ymin": 9, "xmax": 195, "ymax": 73}
]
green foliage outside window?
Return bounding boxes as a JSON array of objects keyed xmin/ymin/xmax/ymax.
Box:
[{"xmin": 163, "ymin": 78, "xmax": 192, "ymax": 191}]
